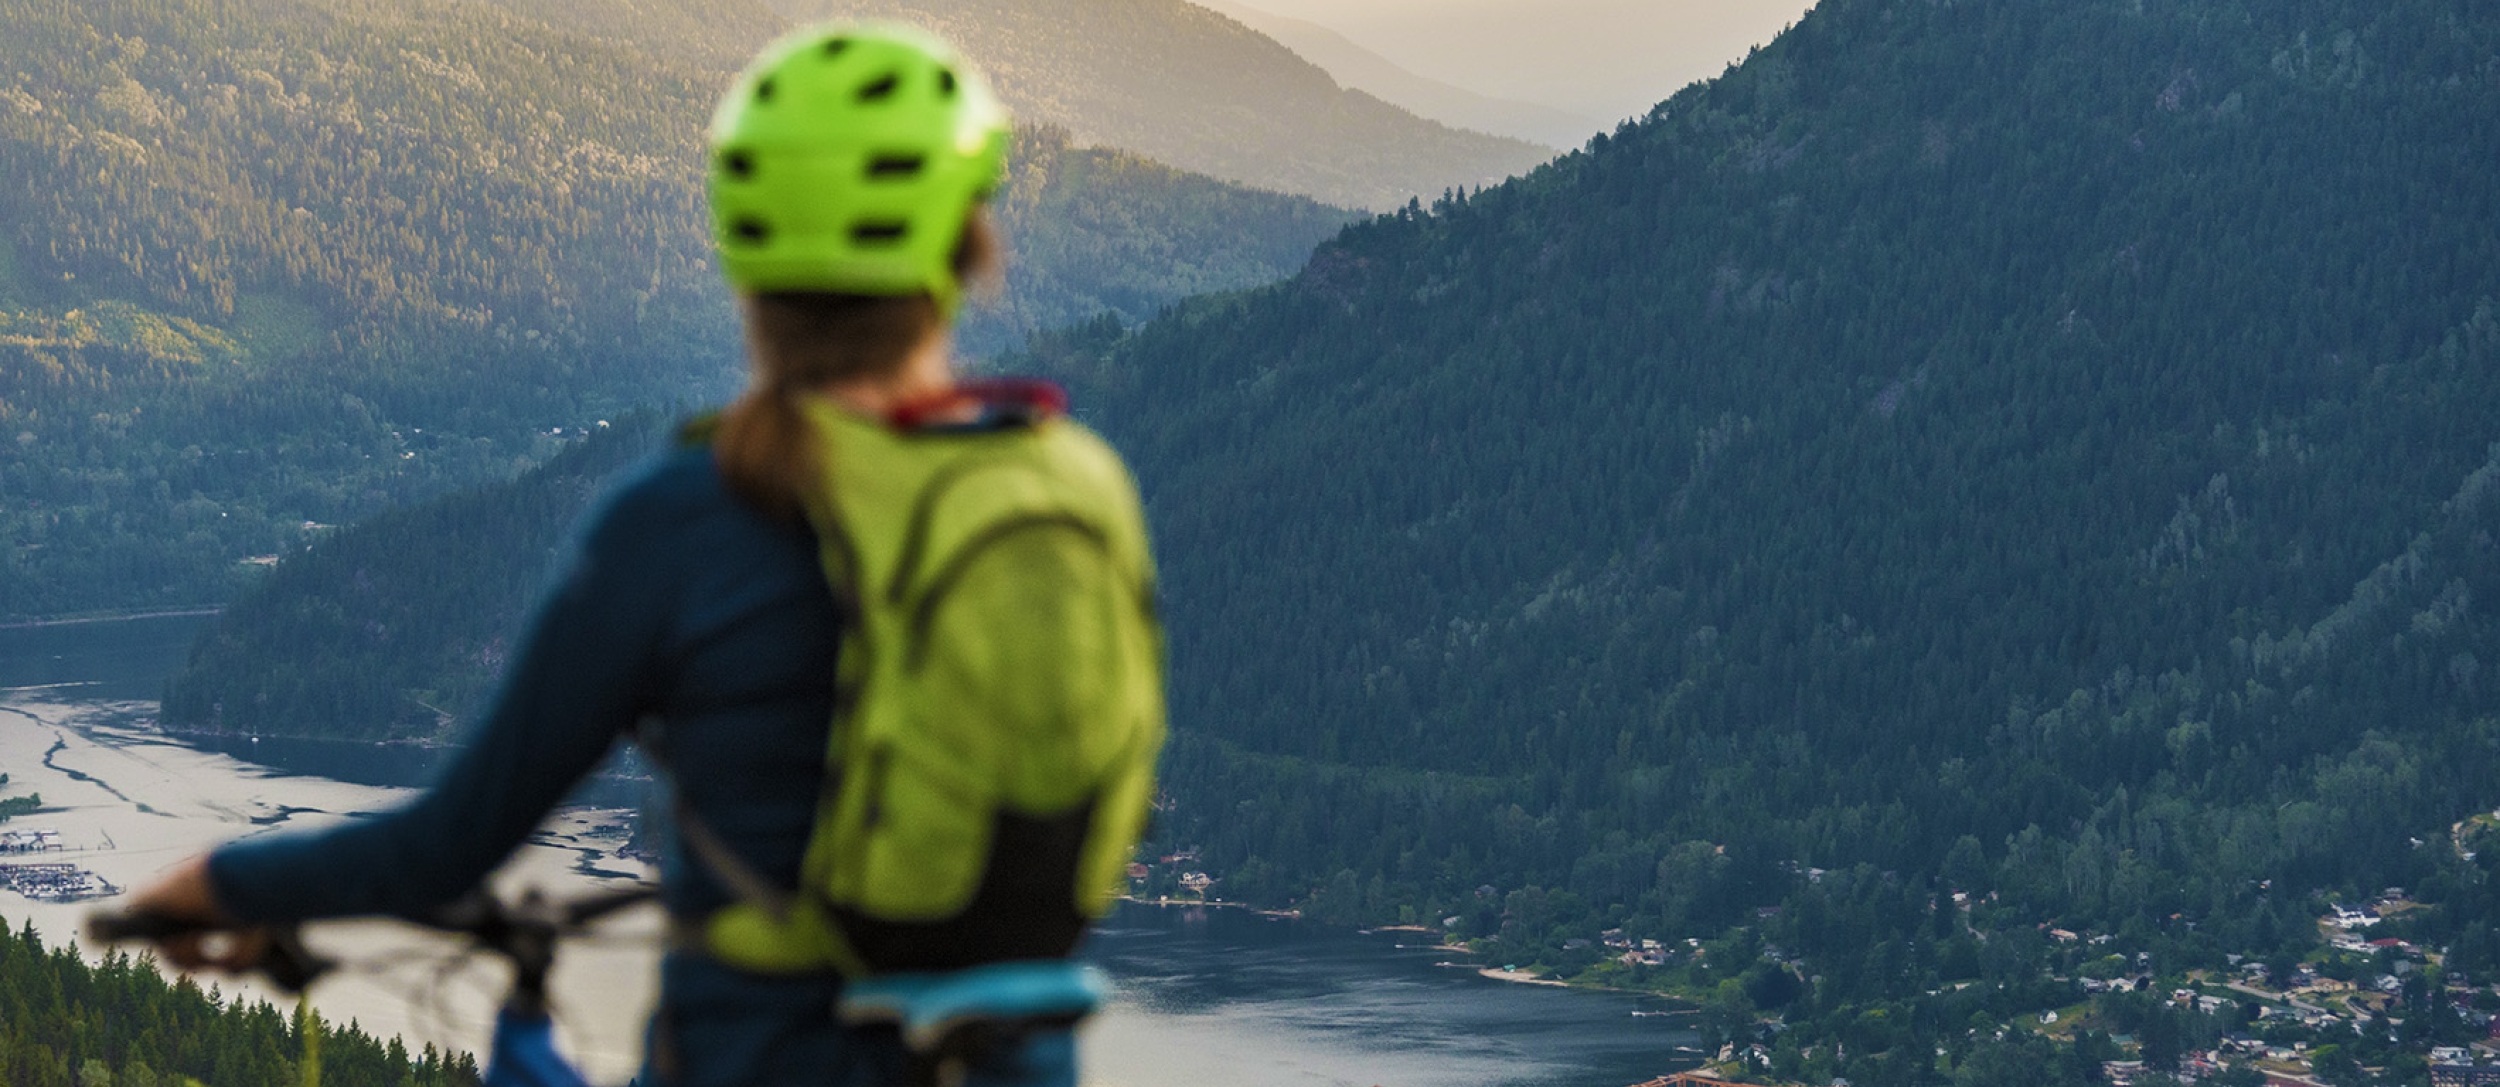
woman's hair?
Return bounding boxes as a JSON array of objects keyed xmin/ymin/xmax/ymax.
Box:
[{"xmin": 715, "ymin": 212, "xmax": 1001, "ymax": 519}]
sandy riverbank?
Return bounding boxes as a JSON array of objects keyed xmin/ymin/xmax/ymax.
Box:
[
  {"xmin": 1478, "ymin": 968, "xmax": 1570, "ymax": 987},
  {"xmin": 0, "ymin": 694, "xmax": 660, "ymax": 1083}
]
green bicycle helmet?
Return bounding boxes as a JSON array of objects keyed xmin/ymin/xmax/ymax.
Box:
[{"xmin": 708, "ymin": 22, "xmax": 1009, "ymax": 314}]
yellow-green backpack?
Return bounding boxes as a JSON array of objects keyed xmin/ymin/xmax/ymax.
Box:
[{"xmin": 692, "ymin": 388, "xmax": 1164, "ymax": 976}]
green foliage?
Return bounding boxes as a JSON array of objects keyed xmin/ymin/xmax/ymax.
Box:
[
  {"xmin": 0, "ymin": 916, "xmax": 479, "ymax": 1087},
  {"xmin": 165, "ymin": 419, "xmax": 666, "ymax": 741}
]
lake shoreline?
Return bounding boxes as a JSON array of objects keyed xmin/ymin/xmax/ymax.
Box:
[
  {"xmin": 5, "ymin": 610, "xmax": 1708, "ymax": 1086},
  {"xmin": 0, "ymin": 693, "xmax": 662, "ymax": 1082},
  {"xmin": 1114, "ymin": 896, "xmax": 1704, "ymax": 1008}
]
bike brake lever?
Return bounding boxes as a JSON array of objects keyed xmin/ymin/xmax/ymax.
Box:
[
  {"xmin": 562, "ymin": 884, "xmax": 660, "ymax": 927},
  {"xmin": 259, "ymin": 927, "xmax": 334, "ymax": 993}
]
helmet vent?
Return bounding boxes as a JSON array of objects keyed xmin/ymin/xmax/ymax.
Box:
[
  {"xmin": 858, "ymin": 72, "xmax": 900, "ymax": 102},
  {"xmin": 755, "ymin": 78, "xmax": 777, "ymax": 103},
  {"xmin": 720, "ymin": 150, "xmax": 755, "ymax": 180},
  {"xmin": 731, "ymin": 218, "xmax": 771, "ymax": 245},
  {"xmin": 866, "ymin": 154, "xmax": 926, "ymax": 180},
  {"xmin": 937, "ymin": 69, "xmax": 959, "ymax": 97},
  {"xmin": 851, "ymin": 222, "xmax": 909, "ymax": 246},
  {"xmin": 823, "ymin": 37, "xmax": 851, "ymax": 58}
]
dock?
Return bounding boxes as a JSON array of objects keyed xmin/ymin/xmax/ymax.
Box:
[{"xmin": 1628, "ymin": 1075, "xmax": 1772, "ymax": 1087}]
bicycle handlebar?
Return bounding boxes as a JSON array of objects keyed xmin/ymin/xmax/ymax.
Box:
[{"xmin": 86, "ymin": 884, "xmax": 658, "ymax": 998}]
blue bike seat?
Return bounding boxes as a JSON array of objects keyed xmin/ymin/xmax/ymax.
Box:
[{"xmin": 837, "ymin": 961, "xmax": 1107, "ymax": 1052}]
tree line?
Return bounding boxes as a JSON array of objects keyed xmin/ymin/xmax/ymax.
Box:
[{"xmin": 0, "ymin": 917, "xmax": 478, "ymax": 1087}]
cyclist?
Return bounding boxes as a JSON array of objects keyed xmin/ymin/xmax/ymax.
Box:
[{"xmin": 124, "ymin": 23, "xmax": 1157, "ymax": 1087}]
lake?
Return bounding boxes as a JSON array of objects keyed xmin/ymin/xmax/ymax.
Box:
[{"xmin": 0, "ymin": 612, "xmax": 1702, "ymax": 1087}]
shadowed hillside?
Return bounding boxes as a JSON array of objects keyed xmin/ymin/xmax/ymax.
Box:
[{"xmin": 0, "ymin": 0, "xmax": 1346, "ymax": 618}]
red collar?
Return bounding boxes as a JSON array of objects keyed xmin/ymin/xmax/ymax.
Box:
[{"xmin": 884, "ymin": 378, "xmax": 1069, "ymax": 430}]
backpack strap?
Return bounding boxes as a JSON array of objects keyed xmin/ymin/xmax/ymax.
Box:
[{"xmin": 636, "ymin": 719, "xmax": 867, "ymax": 975}]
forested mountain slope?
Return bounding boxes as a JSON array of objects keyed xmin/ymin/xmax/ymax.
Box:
[
  {"xmin": 1040, "ymin": 0, "xmax": 2500, "ymax": 1038},
  {"xmin": 1062, "ymin": 0, "xmax": 2500, "ymax": 924},
  {"xmin": 768, "ymin": 0, "xmax": 1554, "ymax": 210},
  {"xmin": 0, "ymin": 0, "xmax": 1345, "ymax": 618},
  {"xmin": 164, "ymin": 417, "xmax": 668, "ymax": 738}
]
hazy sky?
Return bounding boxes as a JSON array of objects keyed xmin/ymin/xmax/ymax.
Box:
[{"xmin": 1218, "ymin": 0, "xmax": 1821, "ymax": 123}]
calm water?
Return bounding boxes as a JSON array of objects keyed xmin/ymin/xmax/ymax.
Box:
[
  {"xmin": 0, "ymin": 610, "xmax": 213, "ymax": 701},
  {"xmin": 1084, "ymin": 904, "xmax": 1699, "ymax": 1086},
  {"xmin": 2, "ymin": 614, "xmax": 1700, "ymax": 1086},
  {"xmin": 0, "ymin": 610, "xmax": 638, "ymax": 803}
]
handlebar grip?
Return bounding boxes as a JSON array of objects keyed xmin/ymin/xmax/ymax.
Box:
[
  {"xmin": 84, "ymin": 910, "xmax": 335, "ymax": 993},
  {"xmin": 564, "ymin": 884, "xmax": 660, "ymax": 926},
  {"xmin": 87, "ymin": 908, "xmax": 206, "ymax": 943}
]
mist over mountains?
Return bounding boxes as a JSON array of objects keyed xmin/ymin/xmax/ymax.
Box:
[
  {"xmin": 1190, "ymin": 0, "xmax": 1597, "ymax": 149},
  {"xmin": 1213, "ymin": 0, "xmax": 1820, "ymax": 123},
  {"xmin": 769, "ymin": 0, "xmax": 1554, "ymax": 210}
]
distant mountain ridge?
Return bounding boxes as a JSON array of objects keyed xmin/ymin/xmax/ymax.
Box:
[
  {"xmin": 1189, "ymin": 0, "xmax": 1596, "ymax": 149},
  {"xmin": 769, "ymin": 0, "xmax": 1554, "ymax": 209},
  {"xmin": 1214, "ymin": 0, "xmax": 1818, "ymax": 125}
]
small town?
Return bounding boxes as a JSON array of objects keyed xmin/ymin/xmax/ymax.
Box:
[
  {"xmin": 1125, "ymin": 840, "xmax": 2500, "ymax": 1087},
  {"xmin": 1642, "ymin": 886, "xmax": 2500, "ymax": 1087}
]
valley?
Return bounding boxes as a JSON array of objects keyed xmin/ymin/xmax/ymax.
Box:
[{"xmin": 6, "ymin": 0, "xmax": 2500, "ymax": 1084}]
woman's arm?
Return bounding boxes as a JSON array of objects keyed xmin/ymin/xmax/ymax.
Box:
[{"xmin": 198, "ymin": 469, "xmax": 686, "ymax": 923}]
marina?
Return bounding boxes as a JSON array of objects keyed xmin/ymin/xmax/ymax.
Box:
[{"xmin": 0, "ymin": 861, "xmax": 118, "ymax": 902}]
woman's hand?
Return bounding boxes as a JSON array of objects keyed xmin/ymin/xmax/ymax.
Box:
[{"xmin": 123, "ymin": 854, "xmax": 271, "ymax": 972}]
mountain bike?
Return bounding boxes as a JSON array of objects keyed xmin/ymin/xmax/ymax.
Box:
[
  {"xmin": 87, "ymin": 889, "xmax": 1106, "ymax": 1087},
  {"xmin": 91, "ymin": 886, "xmax": 657, "ymax": 1087}
]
